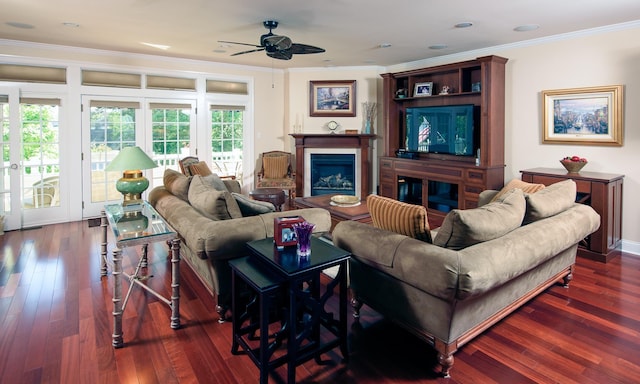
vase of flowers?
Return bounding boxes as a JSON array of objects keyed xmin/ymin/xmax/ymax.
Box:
[{"xmin": 362, "ymin": 101, "xmax": 377, "ymax": 134}]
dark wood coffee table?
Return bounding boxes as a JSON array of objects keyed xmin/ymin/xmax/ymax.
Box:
[{"xmin": 294, "ymin": 194, "xmax": 371, "ymax": 231}]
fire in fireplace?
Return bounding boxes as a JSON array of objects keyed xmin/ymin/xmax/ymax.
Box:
[{"xmin": 310, "ymin": 153, "xmax": 356, "ymax": 196}]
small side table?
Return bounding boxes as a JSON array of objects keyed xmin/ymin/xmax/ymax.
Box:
[
  {"xmin": 101, "ymin": 201, "xmax": 181, "ymax": 348},
  {"xmin": 231, "ymin": 237, "xmax": 350, "ymax": 384},
  {"xmin": 250, "ymin": 188, "xmax": 286, "ymax": 211}
]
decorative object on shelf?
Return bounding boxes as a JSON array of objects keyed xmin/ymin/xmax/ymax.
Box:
[
  {"xmin": 326, "ymin": 120, "xmax": 339, "ymax": 134},
  {"xmin": 414, "ymin": 82, "xmax": 433, "ymax": 97},
  {"xmin": 560, "ymin": 155, "xmax": 588, "ymax": 173},
  {"xmin": 292, "ymin": 220, "xmax": 315, "ymax": 257},
  {"xmin": 542, "ymin": 85, "xmax": 624, "ymax": 146},
  {"xmin": 105, "ymin": 146, "xmax": 158, "ymax": 207},
  {"xmin": 345, "ymin": 129, "xmax": 359, "ymax": 134},
  {"xmin": 292, "ymin": 113, "xmax": 303, "ymax": 133},
  {"xmin": 439, "ymin": 85, "xmax": 451, "ymax": 95},
  {"xmin": 395, "ymin": 88, "xmax": 407, "ymax": 98},
  {"xmin": 362, "ymin": 101, "xmax": 377, "ymax": 134},
  {"xmin": 472, "ymin": 82, "xmax": 481, "ymax": 92},
  {"xmin": 309, "ymin": 80, "xmax": 356, "ymax": 117}
]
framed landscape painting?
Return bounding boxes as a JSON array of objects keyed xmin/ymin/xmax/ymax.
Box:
[
  {"xmin": 542, "ymin": 85, "xmax": 623, "ymax": 146},
  {"xmin": 309, "ymin": 80, "xmax": 356, "ymax": 117}
]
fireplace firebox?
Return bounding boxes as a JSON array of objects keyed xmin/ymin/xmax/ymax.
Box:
[{"xmin": 310, "ymin": 154, "xmax": 356, "ymax": 196}]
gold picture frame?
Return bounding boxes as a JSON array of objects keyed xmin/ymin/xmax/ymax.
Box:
[
  {"xmin": 542, "ymin": 85, "xmax": 623, "ymax": 146},
  {"xmin": 309, "ymin": 80, "xmax": 356, "ymax": 117}
]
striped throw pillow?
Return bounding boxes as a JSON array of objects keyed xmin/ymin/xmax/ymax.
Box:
[
  {"xmin": 490, "ymin": 178, "xmax": 545, "ymax": 202},
  {"xmin": 189, "ymin": 161, "xmax": 213, "ymax": 176},
  {"xmin": 367, "ymin": 194, "xmax": 432, "ymax": 243}
]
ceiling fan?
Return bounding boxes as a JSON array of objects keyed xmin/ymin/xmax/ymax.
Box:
[{"xmin": 219, "ymin": 20, "xmax": 325, "ymax": 60}]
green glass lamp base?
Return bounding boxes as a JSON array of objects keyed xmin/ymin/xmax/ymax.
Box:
[{"xmin": 116, "ymin": 170, "xmax": 149, "ymax": 206}]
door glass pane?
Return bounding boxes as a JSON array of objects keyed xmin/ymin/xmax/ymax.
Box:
[
  {"xmin": 21, "ymin": 102, "xmax": 60, "ymax": 209},
  {"xmin": 151, "ymin": 107, "xmax": 191, "ymax": 188},
  {"xmin": 89, "ymin": 106, "xmax": 137, "ymax": 203},
  {"xmin": 211, "ymin": 108, "xmax": 243, "ymax": 180},
  {"xmin": 1, "ymin": 98, "xmax": 9, "ymax": 214}
]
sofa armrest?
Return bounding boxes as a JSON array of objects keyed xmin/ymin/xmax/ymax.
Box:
[{"xmin": 333, "ymin": 221, "xmax": 461, "ymax": 302}]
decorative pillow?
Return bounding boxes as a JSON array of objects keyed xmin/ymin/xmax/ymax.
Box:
[
  {"xmin": 201, "ymin": 173, "xmax": 229, "ymax": 192},
  {"xmin": 263, "ymin": 155, "xmax": 289, "ymax": 179},
  {"xmin": 433, "ymin": 188, "xmax": 526, "ymax": 250},
  {"xmin": 232, "ymin": 192, "xmax": 276, "ymax": 216},
  {"xmin": 163, "ymin": 169, "xmax": 191, "ymax": 202},
  {"xmin": 490, "ymin": 178, "xmax": 546, "ymax": 203},
  {"xmin": 367, "ymin": 194, "xmax": 432, "ymax": 243},
  {"xmin": 188, "ymin": 175, "xmax": 242, "ymax": 220},
  {"xmin": 189, "ymin": 161, "xmax": 213, "ymax": 176},
  {"xmin": 524, "ymin": 179, "xmax": 576, "ymax": 224}
]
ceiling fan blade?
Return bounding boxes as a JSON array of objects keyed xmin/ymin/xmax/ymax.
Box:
[
  {"xmin": 231, "ymin": 48, "xmax": 265, "ymax": 56},
  {"xmin": 267, "ymin": 49, "xmax": 293, "ymax": 60},
  {"xmin": 289, "ymin": 43, "xmax": 325, "ymax": 55},
  {"xmin": 218, "ymin": 40, "xmax": 263, "ymax": 48}
]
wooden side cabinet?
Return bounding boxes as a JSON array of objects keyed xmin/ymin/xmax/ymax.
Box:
[{"xmin": 521, "ymin": 168, "xmax": 624, "ymax": 262}]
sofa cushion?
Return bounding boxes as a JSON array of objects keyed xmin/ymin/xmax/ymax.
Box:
[
  {"xmin": 433, "ymin": 188, "xmax": 526, "ymax": 250},
  {"xmin": 490, "ymin": 178, "xmax": 546, "ymax": 203},
  {"xmin": 201, "ymin": 173, "xmax": 229, "ymax": 192},
  {"xmin": 188, "ymin": 175, "xmax": 242, "ymax": 220},
  {"xmin": 263, "ymin": 155, "xmax": 289, "ymax": 178},
  {"xmin": 189, "ymin": 161, "xmax": 213, "ymax": 176},
  {"xmin": 232, "ymin": 192, "xmax": 276, "ymax": 216},
  {"xmin": 367, "ymin": 194, "xmax": 432, "ymax": 243},
  {"xmin": 524, "ymin": 179, "xmax": 576, "ymax": 224},
  {"xmin": 163, "ymin": 169, "xmax": 191, "ymax": 202}
]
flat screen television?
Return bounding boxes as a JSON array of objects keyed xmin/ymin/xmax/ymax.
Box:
[{"xmin": 405, "ymin": 104, "xmax": 477, "ymax": 156}]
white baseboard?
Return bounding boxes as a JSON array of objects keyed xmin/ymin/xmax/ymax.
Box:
[{"xmin": 621, "ymin": 240, "xmax": 640, "ymax": 257}]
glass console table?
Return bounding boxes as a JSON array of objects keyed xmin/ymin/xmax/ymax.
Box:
[{"xmin": 101, "ymin": 201, "xmax": 181, "ymax": 348}]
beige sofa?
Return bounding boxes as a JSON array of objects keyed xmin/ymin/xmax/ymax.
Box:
[
  {"xmin": 149, "ymin": 170, "xmax": 331, "ymax": 321},
  {"xmin": 332, "ymin": 180, "xmax": 600, "ymax": 377}
]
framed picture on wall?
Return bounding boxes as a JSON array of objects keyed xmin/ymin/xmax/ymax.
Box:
[
  {"xmin": 542, "ymin": 85, "xmax": 624, "ymax": 146},
  {"xmin": 309, "ymin": 80, "xmax": 356, "ymax": 117}
]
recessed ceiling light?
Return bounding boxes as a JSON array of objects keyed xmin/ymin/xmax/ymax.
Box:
[
  {"xmin": 212, "ymin": 49, "xmax": 226, "ymax": 53},
  {"xmin": 62, "ymin": 22, "xmax": 80, "ymax": 28},
  {"xmin": 6, "ymin": 21, "xmax": 34, "ymax": 29},
  {"xmin": 429, "ymin": 44, "xmax": 448, "ymax": 50},
  {"xmin": 455, "ymin": 22, "xmax": 473, "ymax": 28},
  {"xmin": 141, "ymin": 42, "xmax": 170, "ymax": 50},
  {"xmin": 378, "ymin": 43, "xmax": 392, "ymax": 48},
  {"xmin": 514, "ymin": 24, "xmax": 539, "ymax": 32}
]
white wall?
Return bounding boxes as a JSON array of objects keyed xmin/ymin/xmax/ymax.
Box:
[{"xmin": 383, "ymin": 23, "xmax": 640, "ymax": 252}]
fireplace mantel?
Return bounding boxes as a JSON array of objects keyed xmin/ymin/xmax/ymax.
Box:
[{"xmin": 290, "ymin": 133, "xmax": 376, "ymax": 198}]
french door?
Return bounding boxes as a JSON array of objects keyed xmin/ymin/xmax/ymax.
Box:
[
  {"xmin": 1, "ymin": 87, "xmax": 69, "ymax": 230},
  {"xmin": 81, "ymin": 96, "xmax": 196, "ymax": 218}
]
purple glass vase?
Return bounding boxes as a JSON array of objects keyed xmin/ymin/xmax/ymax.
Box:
[{"xmin": 292, "ymin": 221, "xmax": 315, "ymax": 257}]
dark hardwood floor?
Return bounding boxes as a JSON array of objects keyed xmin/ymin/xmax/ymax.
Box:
[{"xmin": 1, "ymin": 220, "xmax": 639, "ymax": 383}]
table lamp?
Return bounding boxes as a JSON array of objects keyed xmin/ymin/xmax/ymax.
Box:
[{"xmin": 105, "ymin": 146, "xmax": 158, "ymax": 207}]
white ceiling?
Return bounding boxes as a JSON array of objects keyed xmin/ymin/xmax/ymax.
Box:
[{"xmin": 1, "ymin": 0, "xmax": 640, "ymax": 69}]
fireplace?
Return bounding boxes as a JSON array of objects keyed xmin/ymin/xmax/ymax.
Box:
[
  {"xmin": 291, "ymin": 133, "xmax": 375, "ymax": 198},
  {"xmin": 309, "ymin": 152, "xmax": 357, "ymax": 196}
]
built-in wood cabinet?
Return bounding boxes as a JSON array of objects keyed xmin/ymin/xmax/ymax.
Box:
[
  {"xmin": 521, "ymin": 168, "xmax": 624, "ymax": 263},
  {"xmin": 379, "ymin": 55, "xmax": 508, "ymax": 225}
]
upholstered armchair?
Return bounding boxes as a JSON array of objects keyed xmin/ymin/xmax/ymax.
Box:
[{"xmin": 256, "ymin": 150, "xmax": 296, "ymax": 206}]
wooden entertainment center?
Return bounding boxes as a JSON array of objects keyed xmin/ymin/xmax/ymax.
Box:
[{"xmin": 379, "ymin": 55, "xmax": 508, "ymax": 227}]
